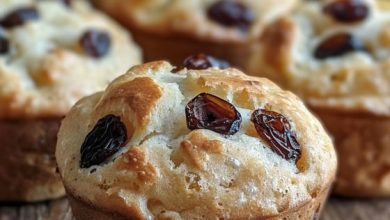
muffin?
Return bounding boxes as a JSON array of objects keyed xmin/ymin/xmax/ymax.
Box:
[
  {"xmin": 248, "ymin": 0, "xmax": 390, "ymax": 197},
  {"xmin": 56, "ymin": 59, "xmax": 336, "ymax": 219},
  {"xmin": 92, "ymin": 0, "xmax": 298, "ymax": 70},
  {"xmin": 0, "ymin": 0, "xmax": 141, "ymax": 201}
]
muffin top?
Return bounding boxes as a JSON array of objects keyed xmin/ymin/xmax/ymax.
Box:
[
  {"xmin": 93, "ymin": 0, "xmax": 299, "ymax": 42},
  {"xmin": 56, "ymin": 61, "xmax": 336, "ymax": 219},
  {"xmin": 248, "ymin": 0, "xmax": 390, "ymax": 115},
  {"xmin": 0, "ymin": 0, "xmax": 141, "ymax": 119}
]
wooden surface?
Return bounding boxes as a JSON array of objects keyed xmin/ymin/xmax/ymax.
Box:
[{"xmin": 0, "ymin": 197, "xmax": 389, "ymax": 220}]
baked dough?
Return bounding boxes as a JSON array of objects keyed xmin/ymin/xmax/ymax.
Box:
[
  {"xmin": 0, "ymin": 0, "xmax": 141, "ymax": 118},
  {"xmin": 0, "ymin": 0, "xmax": 141, "ymax": 201},
  {"xmin": 57, "ymin": 61, "xmax": 336, "ymax": 219},
  {"xmin": 248, "ymin": 0, "xmax": 390, "ymax": 196},
  {"xmin": 92, "ymin": 0, "xmax": 298, "ymax": 70}
]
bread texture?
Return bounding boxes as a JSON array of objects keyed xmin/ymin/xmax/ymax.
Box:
[
  {"xmin": 0, "ymin": 0, "xmax": 141, "ymax": 201},
  {"xmin": 92, "ymin": 0, "xmax": 298, "ymax": 69},
  {"xmin": 248, "ymin": 0, "xmax": 390, "ymax": 196},
  {"xmin": 248, "ymin": 0, "xmax": 389, "ymax": 114},
  {"xmin": 0, "ymin": 0, "xmax": 141, "ymax": 118},
  {"xmin": 56, "ymin": 61, "xmax": 336, "ymax": 219}
]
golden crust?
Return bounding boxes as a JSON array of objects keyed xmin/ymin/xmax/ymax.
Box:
[
  {"xmin": 0, "ymin": 0, "xmax": 141, "ymax": 118},
  {"xmin": 94, "ymin": 76, "xmax": 162, "ymax": 132},
  {"xmin": 0, "ymin": 118, "xmax": 64, "ymax": 201},
  {"xmin": 117, "ymin": 147, "xmax": 157, "ymax": 183},
  {"xmin": 178, "ymin": 131, "xmax": 224, "ymax": 170},
  {"xmin": 248, "ymin": 0, "xmax": 390, "ymax": 197},
  {"xmin": 248, "ymin": 0, "xmax": 390, "ymax": 115},
  {"xmin": 92, "ymin": 0, "xmax": 299, "ymax": 43},
  {"xmin": 56, "ymin": 61, "xmax": 336, "ymax": 219}
]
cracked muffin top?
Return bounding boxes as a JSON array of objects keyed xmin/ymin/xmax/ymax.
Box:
[
  {"xmin": 0, "ymin": 0, "xmax": 141, "ymax": 118},
  {"xmin": 248, "ymin": 0, "xmax": 390, "ymax": 115},
  {"xmin": 92, "ymin": 0, "xmax": 299, "ymax": 42},
  {"xmin": 56, "ymin": 61, "xmax": 336, "ymax": 219}
]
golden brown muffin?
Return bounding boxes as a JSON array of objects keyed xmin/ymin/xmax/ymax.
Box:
[
  {"xmin": 0, "ymin": 0, "xmax": 141, "ymax": 201},
  {"xmin": 56, "ymin": 60, "xmax": 337, "ymax": 219},
  {"xmin": 92, "ymin": 0, "xmax": 298, "ymax": 70},
  {"xmin": 248, "ymin": 0, "xmax": 390, "ymax": 197}
]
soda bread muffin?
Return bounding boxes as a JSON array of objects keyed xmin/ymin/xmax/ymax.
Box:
[
  {"xmin": 248, "ymin": 0, "xmax": 390, "ymax": 196},
  {"xmin": 92, "ymin": 0, "xmax": 298, "ymax": 70},
  {"xmin": 0, "ymin": 0, "xmax": 141, "ymax": 201},
  {"xmin": 56, "ymin": 60, "xmax": 337, "ymax": 219}
]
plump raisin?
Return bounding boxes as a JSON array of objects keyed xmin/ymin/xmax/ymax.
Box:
[
  {"xmin": 207, "ymin": 0, "xmax": 254, "ymax": 30},
  {"xmin": 61, "ymin": 0, "xmax": 72, "ymax": 7},
  {"xmin": 0, "ymin": 36, "xmax": 9, "ymax": 54},
  {"xmin": 80, "ymin": 115, "xmax": 127, "ymax": 168},
  {"xmin": 323, "ymin": 0, "xmax": 369, "ymax": 23},
  {"xmin": 314, "ymin": 33, "xmax": 364, "ymax": 59},
  {"xmin": 183, "ymin": 54, "xmax": 230, "ymax": 70},
  {"xmin": 251, "ymin": 109, "xmax": 300, "ymax": 163},
  {"xmin": 0, "ymin": 7, "xmax": 39, "ymax": 29},
  {"xmin": 185, "ymin": 93, "xmax": 241, "ymax": 135},
  {"xmin": 79, "ymin": 30, "xmax": 111, "ymax": 58}
]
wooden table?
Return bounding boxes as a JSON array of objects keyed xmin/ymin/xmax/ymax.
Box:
[{"xmin": 1, "ymin": 197, "xmax": 389, "ymax": 220}]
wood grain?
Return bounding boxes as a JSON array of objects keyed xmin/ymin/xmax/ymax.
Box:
[
  {"xmin": 1, "ymin": 197, "xmax": 389, "ymax": 220},
  {"xmin": 0, "ymin": 199, "xmax": 73, "ymax": 220},
  {"xmin": 322, "ymin": 197, "xmax": 390, "ymax": 220}
]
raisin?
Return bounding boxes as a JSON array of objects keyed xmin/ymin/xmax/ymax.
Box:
[
  {"xmin": 0, "ymin": 36, "xmax": 9, "ymax": 54},
  {"xmin": 185, "ymin": 93, "xmax": 241, "ymax": 135},
  {"xmin": 323, "ymin": 0, "xmax": 369, "ymax": 23},
  {"xmin": 60, "ymin": 0, "xmax": 72, "ymax": 7},
  {"xmin": 0, "ymin": 7, "xmax": 39, "ymax": 29},
  {"xmin": 314, "ymin": 33, "xmax": 365, "ymax": 59},
  {"xmin": 79, "ymin": 30, "xmax": 111, "ymax": 58},
  {"xmin": 251, "ymin": 109, "xmax": 300, "ymax": 163},
  {"xmin": 183, "ymin": 54, "xmax": 230, "ymax": 70},
  {"xmin": 80, "ymin": 114, "xmax": 127, "ymax": 168},
  {"xmin": 207, "ymin": 0, "xmax": 254, "ymax": 30}
]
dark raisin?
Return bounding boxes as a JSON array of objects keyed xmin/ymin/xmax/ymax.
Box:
[
  {"xmin": 79, "ymin": 30, "xmax": 111, "ymax": 58},
  {"xmin": 60, "ymin": 0, "xmax": 72, "ymax": 7},
  {"xmin": 323, "ymin": 0, "xmax": 369, "ymax": 23},
  {"xmin": 0, "ymin": 7, "xmax": 39, "ymax": 29},
  {"xmin": 314, "ymin": 33, "xmax": 365, "ymax": 59},
  {"xmin": 80, "ymin": 114, "xmax": 127, "ymax": 168},
  {"xmin": 0, "ymin": 36, "xmax": 9, "ymax": 54},
  {"xmin": 183, "ymin": 54, "xmax": 230, "ymax": 70},
  {"xmin": 185, "ymin": 93, "xmax": 241, "ymax": 135},
  {"xmin": 207, "ymin": 0, "xmax": 254, "ymax": 30},
  {"xmin": 251, "ymin": 109, "xmax": 300, "ymax": 163}
]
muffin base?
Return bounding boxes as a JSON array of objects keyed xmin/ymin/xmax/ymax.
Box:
[
  {"xmin": 67, "ymin": 185, "xmax": 331, "ymax": 220},
  {"xmin": 68, "ymin": 195, "xmax": 129, "ymax": 220},
  {"xmin": 0, "ymin": 118, "xmax": 65, "ymax": 202},
  {"xmin": 128, "ymin": 28, "xmax": 253, "ymax": 71},
  {"xmin": 312, "ymin": 107, "xmax": 390, "ymax": 197}
]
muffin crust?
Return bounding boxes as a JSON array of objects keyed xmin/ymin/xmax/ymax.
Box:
[
  {"xmin": 248, "ymin": 0, "xmax": 390, "ymax": 197},
  {"xmin": 92, "ymin": 0, "xmax": 298, "ymax": 70},
  {"xmin": 57, "ymin": 61, "xmax": 336, "ymax": 219},
  {"xmin": 0, "ymin": 0, "xmax": 141, "ymax": 119},
  {"xmin": 0, "ymin": 0, "xmax": 141, "ymax": 201}
]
